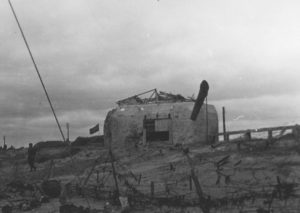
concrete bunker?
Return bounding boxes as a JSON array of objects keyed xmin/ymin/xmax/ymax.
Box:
[{"xmin": 104, "ymin": 89, "xmax": 218, "ymax": 149}]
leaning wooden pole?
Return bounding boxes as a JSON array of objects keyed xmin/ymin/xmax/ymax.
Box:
[
  {"xmin": 109, "ymin": 149, "xmax": 120, "ymax": 200},
  {"xmin": 183, "ymin": 150, "xmax": 210, "ymax": 213},
  {"xmin": 82, "ymin": 156, "xmax": 102, "ymax": 186}
]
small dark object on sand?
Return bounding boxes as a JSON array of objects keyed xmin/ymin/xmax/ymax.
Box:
[
  {"xmin": 60, "ymin": 204, "xmax": 90, "ymax": 213},
  {"xmin": 183, "ymin": 147, "xmax": 189, "ymax": 154},
  {"xmin": 41, "ymin": 180, "xmax": 61, "ymax": 198}
]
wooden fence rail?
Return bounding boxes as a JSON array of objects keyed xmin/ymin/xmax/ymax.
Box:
[{"xmin": 218, "ymin": 124, "xmax": 299, "ymax": 142}]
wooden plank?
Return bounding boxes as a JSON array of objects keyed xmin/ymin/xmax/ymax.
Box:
[
  {"xmin": 218, "ymin": 125, "xmax": 296, "ymax": 136},
  {"xmin": 117, "ymin": 89, "xmax": 156, "ymax": 104}
]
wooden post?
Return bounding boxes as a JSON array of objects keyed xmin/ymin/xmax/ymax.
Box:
[
  {"xmin": 66, "ymin": 123, "xmax": 70, "ymax": 143},
  {"xmin": 268, "ymin": 130, "xmax": 272, "ymax": 140},
  {"xmin": 46, "ymin": 159, "xmax": 55, "ymax": 180},
  {"xmin": 206, "ymin": 97, "xmax": 209, "ymax": 143},
  {"xmin": 226, "ymin": 133, "xmax": 230, "ymax": 142},
  {"xmin": 245, "ymin": 131, "xmax": 251, "ymax": 141},
  {"xmin": 222, "ymin": 107, "xmax": 227, "ymax": 142},
  {"xmin": 237, "ymin": 142, "xmax": 241, "ymax": 151},
  {"xmin": 95, "ymin": 185, "xmax": 99, "ymax": 199},
  {"xmin": 151, "ymin": 181, "xmax": 154, "ymax": 198},
  {"xmin": 293, "ymin": 125, "xmax": 300, "ymax": 141},
  {"xmin": 168, "ymin": 114, "xmax": 173, "ymax": 144},
  {"xmin": 3, "ymin": 136, "xmax": 6, "ymax": 146},
  {"xmin": 96, "ymin": 170, "xmax": 99, "ymax": 184},
  {"xmin": 109, "ymin": 149, "xmax": 119, "ymax": 199},
  {"xmin": 143, "ymin": 116, "xmax": 147, "ymax": 145}
]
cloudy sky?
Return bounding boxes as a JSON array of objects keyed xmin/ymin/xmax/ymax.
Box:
[{"xmin": 1, "ymin": 0, "xmax": 300, "ymax": 147}]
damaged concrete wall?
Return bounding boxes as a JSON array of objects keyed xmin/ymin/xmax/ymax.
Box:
[
  {"xmin": 104, "ymin": 102, "xmax": 218, "ymax": 149},
  {"xmin": 172, "ymin": 102, "xmax": 218, "ymax": 145}
]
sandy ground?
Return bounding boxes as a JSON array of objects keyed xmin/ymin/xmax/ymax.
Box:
[{"xmin": 0, "ymin": 135, "xmax": 300, "ymax": 212}]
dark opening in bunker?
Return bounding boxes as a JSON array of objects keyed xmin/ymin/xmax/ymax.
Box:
[{"xmin": 144, "ymin": 117, "xmax": 170, "ymax": 142}]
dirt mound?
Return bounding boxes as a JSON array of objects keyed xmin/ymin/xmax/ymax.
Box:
[
  {"xmin": 34, "ymin": 141, "xmax": 67, "ymax": 149},
  {"xmin": 35, "ymin": 147, "xmax": 81, "ymax": 163},
  {"xmin": 31, "ymin": 141, "xmax": 82, "ymax": 163},
  {"xmin": 71, "ymin": 136, "xmax": 104, "ymax": 146}
]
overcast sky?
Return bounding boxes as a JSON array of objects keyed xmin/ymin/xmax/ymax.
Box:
[{"xmin": 1, "ymin": 0, "xmax": 300, "ymax": 147}]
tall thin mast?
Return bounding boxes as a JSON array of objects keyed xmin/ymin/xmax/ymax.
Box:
[{"xmin": 8, "ymin": 0, "xmax": 66, "ymax": 142}]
